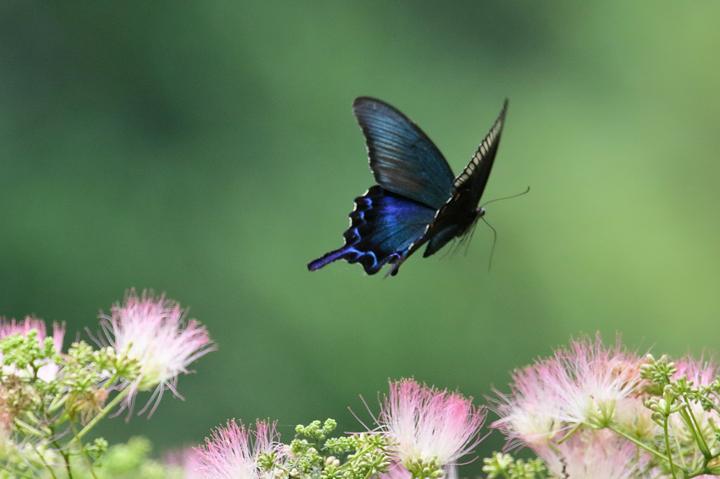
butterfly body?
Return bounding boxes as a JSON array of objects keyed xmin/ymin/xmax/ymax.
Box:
[
  {"xmin": 308, "ymin": 97, "xmax": 508, "ymax": 276},
  {"xmin": 422, "ymin": 205, "xmax": 485, "ymax": 258}
]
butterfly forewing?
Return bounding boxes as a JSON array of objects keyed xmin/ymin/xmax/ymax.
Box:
[
  {"xmin": 453, "ymin": 98, "xmax": 508, "ymax": 199},
  {"xmin": 352, "ymin": 97, "xmax": 455, "ymax": 210},
  {"xmin": 405, "ymin": 99, "xmax": 509, "ymax": 262}
]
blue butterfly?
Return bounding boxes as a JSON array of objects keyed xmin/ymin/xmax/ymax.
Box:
[{"xmin": 308, "ymin": 97, "xmax": 508, "ymax": 276}]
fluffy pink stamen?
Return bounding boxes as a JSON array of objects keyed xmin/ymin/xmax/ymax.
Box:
[
  {"xmin": 194, "ymin": 419, "xmax": 278, "ymax": 479},
  {"xmin": 537, "ymin": 430, "xmax": 648, "ymax": 479},
  {"xmin": 0, "ymin": 316, "xmax": 65, "ymax": 351},
  {"xmin": 493, "ymin": 335, "xmax": 643, "ymax": 447},
  {"xmin": 379, "ymin": 378, "xmax": 486, "ymax": 467},
  {"xmin": 102, "ymin": 290, "xmax": 215, "ymax": 414}
]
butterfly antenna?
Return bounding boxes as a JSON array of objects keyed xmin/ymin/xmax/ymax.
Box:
[
  {"xmin": 480, "ymin": 186, "xmax": 530, "ymax": 208},
  {"xmin": 480, "ymin": 216, "xmax": 498, "ymax": 272}
]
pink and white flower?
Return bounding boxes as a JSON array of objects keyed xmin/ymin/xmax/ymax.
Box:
[
  {"xmin": 0, "ymin": 316, "xmax": 65, "ymax": 352},
  {"xmin": 194, "ymin": 419, "xmax": 278, "ymax": 479},
  {"xmin": 492, "ymin": 360, "xmax": 566, "ymax": 447},
  {"xmin": 379, "ymin": 463, "xmax": 412, "ymax": 479},
  {"xmin": 673, "ymin": 357, "xmax": 717, "ymax": 389},
  {"xmin": 494, "ymin": 335, "xmax": 644, "ymax": 447},
  {"xmin": 537, "ymin": 429, "xmax": 649, "ymax": 479},
  {"xmin": 102, "ymin": 290, "xmax": 215, "ymax": 413},
  {"xmin": 378, "ymin": 378, "xmax": 486, "ymax": 468},
  {"xmin": 165, "ymin": 447, "xmax": 204, "ymax": 479},
  {"xmin": 556, "ymin": 337, "xmax": 643, "ymax": 427}
]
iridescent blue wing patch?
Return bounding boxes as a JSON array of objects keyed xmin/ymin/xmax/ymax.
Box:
[
  {"xmin": 353, "ymin": 97, "xmax": 455, "ymax": 210},
  {"xmin": 307, "ymin": 186, "xmax": 435, "ymax": 275}
]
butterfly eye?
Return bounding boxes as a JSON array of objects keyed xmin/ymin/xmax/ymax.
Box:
[{"xmin": 477, "ymin": 207, "xmax": 486, "ymax": 217}]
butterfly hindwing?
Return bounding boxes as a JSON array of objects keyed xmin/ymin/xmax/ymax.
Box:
[
  {"xmin": 353, "ymin": 97, "xmax": 455, "ymax": 210},
  {"xmin": 307, "ymin": 186, "xmax": 436, "ymax": 275}
]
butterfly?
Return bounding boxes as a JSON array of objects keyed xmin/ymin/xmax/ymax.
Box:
[{"xmin": 308, "ymin": 96, "xmax": 508, "ymax": 276}]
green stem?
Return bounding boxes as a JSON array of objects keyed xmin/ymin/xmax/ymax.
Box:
[
  {"xmin": 69, "ymin": 388, "xmax": 130, "ymax": 445},
  {"xmin": 48, "ymin": 394, "xmax": 69, "ymax": 414},
  {"xmin": 49, "ymin": 425, "xmax": 73, "ymax": 479},
  {"xmin": 61, "ymin": 451, "xmax": 73, "ymax": 479},
  {"xmin": 663, "ymin": 416, "xmax": 678, "ymax": 479},
  {"xmin": 13, "ymin": 417, "xmax": 46, "ymax": 437},
  {"xmin": 71, "ymin": 422, "xmax": 99, "ymax": 479},
  {"xmin": 607, "ymin": 425, "xmax": 674, "ymax": 466},
  {"xmin": 682, "ymin": 401, "xmax": 712, "ymax": 460},
  {"xmin": 31, "ymin": 443, "xmax": 58, "ymax": 479}
]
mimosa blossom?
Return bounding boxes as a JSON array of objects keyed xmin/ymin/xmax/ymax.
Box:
[
  {"xmin": 378, "ymin": 378, "xmax": 486, "ymax": 468},
  {"xmin": 195, "ymin": 419, "xmax": 278, "ymax": 479},
  {"xmin": 537, "ymin": 430, "xmax": 648, "ymax": 479},
  {"xmin": 494, "ymin": 335, "xmax": 644, "ymax": 447},
  {"xmin": 102, "ymin": 290, "xmax": 215, "ymax": 413}
]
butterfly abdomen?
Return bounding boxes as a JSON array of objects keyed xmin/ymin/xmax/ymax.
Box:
[{"xmin": 422, "ymin": 203, "xmax": 481, "ymax": 257}]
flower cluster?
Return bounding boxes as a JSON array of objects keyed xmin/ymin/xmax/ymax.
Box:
[
  {"xmin": 3, "ymin": 290, "xmax": 720, "ymax": 479},
  {"xmin": 491, "ymin": 336, "xmax": 720, "ymax": 478},
  {"xmin": 181, "ymin": 380, "xmax": 485, "ymax": 479},
  {"xmin": 0, "ymin": 290, "xmax": 214, "ymax": 478},
  {"xmin": 164, "ymin": 337, "xmax": 720, "ymax": 479},
  {"xmin": 491, "ymin": 335, "xmax": 649, "ymax": 477}
]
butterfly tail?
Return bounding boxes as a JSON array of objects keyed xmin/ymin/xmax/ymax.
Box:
[{"xmin": 307, "ymin": 246, "xmax": 353, "ymax": 271}]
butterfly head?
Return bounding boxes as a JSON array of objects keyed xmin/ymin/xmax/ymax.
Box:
[{"xmin": 476, "ymin": 207, "xmax": 486, "ymax": 218}]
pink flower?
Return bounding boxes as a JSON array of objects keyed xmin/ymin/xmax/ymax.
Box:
[
  {"xmin": 537, "ymin": 429, "xmax": 649, "ymax": 479},
  {"xmin": 552, "ymin": 336, "xmax": 643, "ymax": 427},
  {"xmin": 378, "ymin": 463, "xmax": 412, "ymax": 479},
  {"xmin": 492, "ymin": 361, "xmax": 566, "ymax": 447},
  {"xmin": 493, "ymin": 335, "xmax": 643, "ymax": 447},
  {"xmin": 378, "ymin": 463, "xmax": 458, "ymax": 479},
  {"xmin": 674, "ymin": 357, "xmax": 717, "ymax": 387},
  {"xmin": 165, "ymin": 447, "xmax": 204, "ymax": 479},
  {"xmin": 378, "ymin": 379, "xmax": 486, "ymax": 468},
  {"xmin": 0, "ymin": 316, "xmax": 65, "ymax": 381},
  {"xmin": 0, "ymin": 316, "xmax": 65, "ymax": 352},
  {"xmin": 102, "ymin": 290, "xmax": 215, "ymax": 413},
  {"xmin": 194, "ymin": 419, "xmax": 278, "ymax": 479}
]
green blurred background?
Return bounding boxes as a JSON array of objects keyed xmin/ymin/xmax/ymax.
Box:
[{"xmin": 1, "ymin": 0, "xmax": 719, "ymax": 465}]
